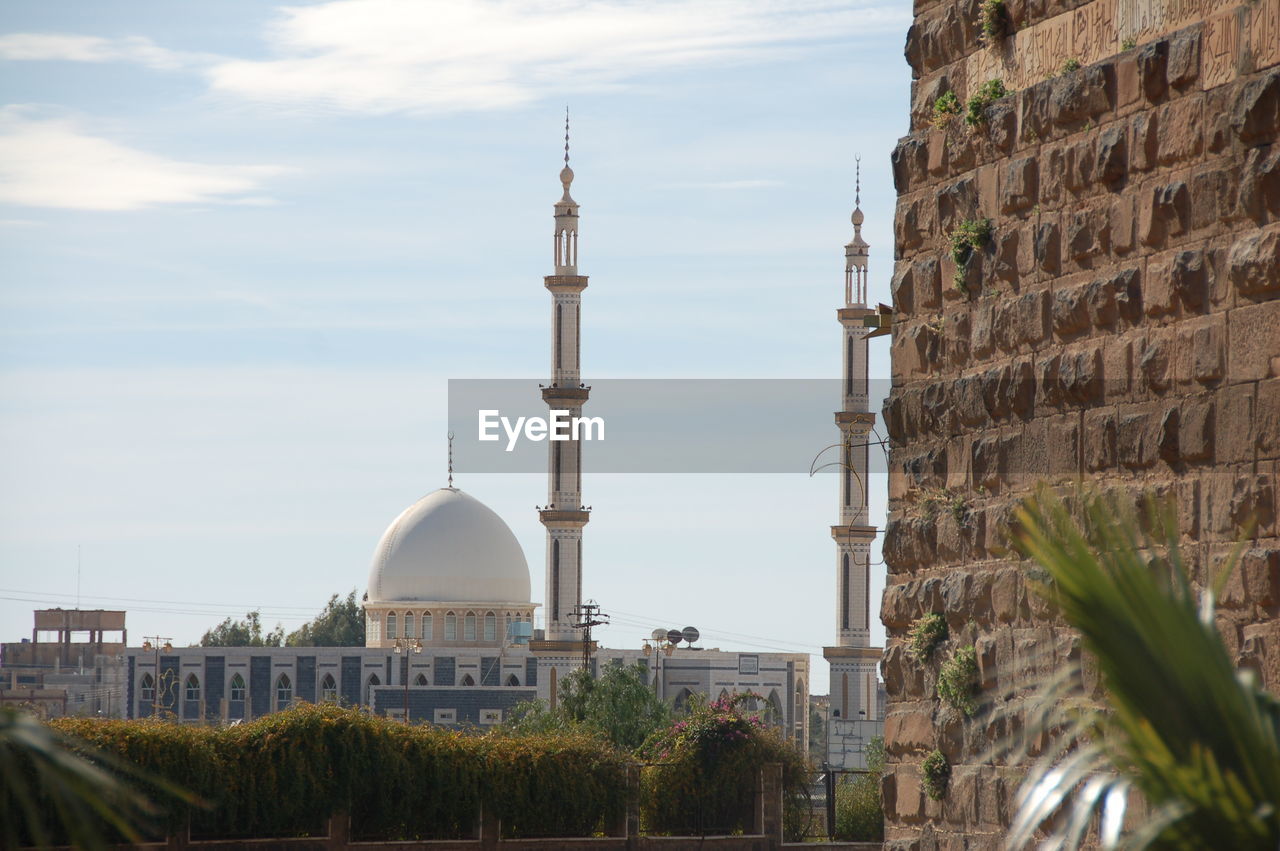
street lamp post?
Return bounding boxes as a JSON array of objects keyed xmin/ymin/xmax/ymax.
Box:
[
  {"xmin": 392, "ymin": 637, "xmax": 422, "ymax": 722},
  {"xmin": 641, "ymin": 632, "xmax": 674, "ymax": 699},
  {"xmin": 140, "ymin": 636, "xmax": 172, "ymax": 719}
]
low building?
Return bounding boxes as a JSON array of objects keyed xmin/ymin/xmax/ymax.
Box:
[{"xmin": 0, "ymin": 609, "xmax": 128, "ymax": 718}]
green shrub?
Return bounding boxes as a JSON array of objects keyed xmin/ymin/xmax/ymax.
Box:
[
  {"xmin": 638, "ymin": 693, "xmax": 811, "ymax": 840},
  {"xmin": 932, "ymin": 91, "xmax": 962, "ymax": 128},
  {"xmin": 1061, "ymin": 57, "xmax": 1081, "ymax": 74},
  {"xmin": 1122, "ymin": 36, "xmax": 1137, "ymax": 50},
  {"xmin": 46, "ymin": 703, "xmax": 625, "ymax": 842},
  {"xmin": 948, "ymin": 218, "xmax": 993, "ymax": 291},
  {"xmin": 833, "ymin": 736, "xmax": 884, "ymax": 841},
  {"xmin": 909, "ymin": 613, "xmax": 949, "ymax": 661},
  {"xmin": 937, "ymin": 645, "xmax": 980, "ymax": 716},
  {"xmin": 965, "ymin": 79, "xmax": 1009, "ymax": 126},
  {"xmin": 922, "ymin": 750, "xmax": 950, "ymax": 800},
  {"xmin": 979, "ymin": 0, "xmax": 1007, "ymax": 38}
]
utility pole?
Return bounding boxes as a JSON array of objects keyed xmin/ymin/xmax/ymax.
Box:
[{"xmin": 569, "ymin": 600, "xmax": 608, "ymax": 672}]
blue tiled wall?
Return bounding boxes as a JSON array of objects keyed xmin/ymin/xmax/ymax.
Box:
[
  {"xmin": 434, "ymin": 656, "xmax": 455, "ymax": 686},
  {"xmin": 341, "ymin": 656, "xmax": 361, "ymax": 706},
  {"xmin": 250, "ymin": 656, "xmax": 271, "ymax": 718},
  {"xmin": 297, "ymin": 656, "xmax": 316, "ymax": 703}
]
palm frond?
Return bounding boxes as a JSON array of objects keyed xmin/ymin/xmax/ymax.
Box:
[{"xmin": 1006, "ymin": 487, "xmax": 1280, "ymax": 850}]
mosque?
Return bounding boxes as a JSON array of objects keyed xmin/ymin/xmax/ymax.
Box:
[{"xmin": 120, "ymin": 132, "xmax": 866, "ymax": 750}]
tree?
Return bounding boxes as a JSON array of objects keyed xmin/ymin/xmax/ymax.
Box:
[
  {"xmin": 834, "ymin": 735, "xmax": 883, "ymax": 841},
  {"xmin": 198, "ymin": 611, "xmax": 284, "ymax": 648},
  {"xmin": 285, "ymin": 591, "xmax": 365, "ymax": 647},
  {"xmin": 1007, "ymin": 488, "xmax": 1280, "ymax": 849},
  {"xmin": 505, "ymin": 661, "xmax": 670, "ymax": 750}
]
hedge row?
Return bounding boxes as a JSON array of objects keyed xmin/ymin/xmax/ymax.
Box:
[{"xmin": 43, "ymin": 703, "xmax": 626, "ymax": 841}]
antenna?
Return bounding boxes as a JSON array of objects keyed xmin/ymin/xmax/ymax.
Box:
[
  {"xmin": 447, "ymin": 431, "xmax": 455, "ymax": 488},
  {"xmin": 77, "ymin": 544, "xmax": 81, "ymax": 611},
  {"xmin": 564, "ymin": 106, "xmax": 570, "ymax": 165}
]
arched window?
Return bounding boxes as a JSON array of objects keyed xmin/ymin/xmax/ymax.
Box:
[
  {"xmin": 445, "ymin": 612, "xmax": 457, "ymax": 640},
  {"xmin": 484, "ymin": 612, "xmax": 496, "ymax": 642},
  {"xmin": 229, "ymin": 673, "xmax": 246, "ymax": 702},
  {"xmin": 460, "ymin": 674, "xmax": 475, "ymax": 686},
  {"xmin": 464, "ymin": 611, "xmax": 476, "ymax": 641},
  {"xmin": 505, "ymin": 674, "xmax": 520, "ymax": 687},
  {"xmin": 841, "ymin": 554, "xmax": 850, "ymax": 631},
  {"xmin": 140, "ymin": 673, "xmax": 155, "ymax": 701},
  {"xmin": 552, "ymin": 541, "xmax": 561, "ymax": 621},
  {"xmin": 422, "ymin": 612, "xmax": 432, "ymax": 640},
  {"xmin": 414, "ymin": 673, "xmax": 427, "ymax": 686},
  {"xmin": 276, "ymin": 674, "xmax": 293, "ymax": 708},
  {"xmin": 673, "ymin": 687, "xmax": 693, "ymax": 713},
  {"xmin": 403, "ymin": 612, "xmax": 414, "ymax": 640},
  {"xmin": 366, "ymin": 673, "xmax": 380, "ymax": 706},
  {"xmin": 184, "ymin": 674, "xmax": 200, "ymax": 701},
  {"xmin": 387, "ymin": 612, "xmax": 397, "ymax": 640},
  {"xmin": 320, "ymin": 673, "xmax": 337, "ymax": 702},
  {"xmin": 846, "ymin": 335, "xmax": 854, "ymax": 396}
]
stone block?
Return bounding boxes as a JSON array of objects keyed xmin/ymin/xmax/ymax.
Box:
[
  {"xmin": 1116, "ymin": 405, "xmax": 1162, "ymax": 469},
  {"xmin": 1104, "ymin": 336, "xmax": 1133, "ymax": 401},
  {"xmin": 1184, "ymin": 315, "xmax": 1224, "ymax": 385},
  {"xmin": 946, "ymin": 311, "xmax": 971, "ymax": 366},
  {"xmin": 1230, "ymin": 301, "xmax": 1280, "ymax": 382},
  {"xmin": 1048, "ymin": 413, "xmax": 1080, "ymax": 479},
  {"xmin": 1064, "ymin": 136, "xmax": 1096, "ymax": 195},
  {"xmin": 1040, "ymin": 144, "xmax": 1065, "ymax": 204},
  {"xmin": 1167, "ymin": 28, "xmax": 1200, "ymax": 90},
  {"xmin": 1111, "ymin": 194, "xmax": 1136, "ymax": 255},
  {"xmin": 1084, "ymin": 407, "xmax": 1116, "ymax": 471},
  {"xmin": 936, "ymin": 177, "xmax": 976, "ymax": 234},
  {"xmin": 1067, "ymin": 207, "xmax": 1109, "ymax": 267},
  {"xmin": 1139, "ymin": 181, "xmax": 1190, "ymax": 247},
  {"xmin": 994, "ymin": 226, "xmax": 1021, "ymax": 283},
  {"xmin": 897, "ymin": 196, "xmax": 928, "ymax": 252},
  {"xmin": 1181, "ymin": 397, "xmax": 1215, "ymax": 462},
  {"xmin": 1258, "ymin": 379, "xmax": 1280, "ymax": 460},
  {"xmin": 1130, "ymin": 111, "xmax": 1159, "ymax": 172},
  {"xmin": 1228, "ymin": 224, "xmax": 1280, "ymax": 299},
  {"xmin": 914, "ymin": 256, "xmax": 943, "ymax": 310},
  {"xmin": 1051, "ymin": 66, "xmax": 1114, "ymax": 129},
  {"xmin": 1035, "ymin": 220, "xmax": 1060, "ymax": 274},
  {"xmin": 1240, "ymin": 145, "xmax": 1280, "ymax": 223},
  {"xmin": 1061, "ymin": 343, "xmax": 1105, "ymax": 405},
  {"xmin": 1156, "ymin": 95, "xmax": 1204, "ymax": 167},
  {"xmin": 1231, "ymin": 70, "xmax": 1280, "ymax": 147},
  {"xmin": 1137, "ymin": 40, "xmax": 1168, "ymax": 103},
  {"xmin": 1137, "ymin": 329, "xmax": 1173, "ymax": 395},
  {"xmin": 1216, "ymin": 384, "xmax": 1256, "ymax": 465},
  {"xmin": 987, "ymin": 100, "xmax": 1018, "ymax": 155},
  {"xmin": 892, "ymin": 262, "xmax": 916, "ymax": 316},
  {"xmin": 1000, "ymin": 156, "xmax": 1038, "ymax": 214},
  {"xmin": 971, "ymin": 303, "xmax": 994, "ymax": 360},
  {"xmin": 1144, "ymin": 252, "xmax": 1178, "ymax": 318},
  {"xmin": 885, "ymin": 708, "xmax": 936, "ymax": 754},
  {"xmin": 1190, "ymin": 166, "xmax": 1239, "ymax": 231},
  {"xmin": 1052, "ymin": 284, "xmax": 1090, "ymax": 338},
  {"xmin": 893, "ymin": 136, "xmax": 930, "ymax": 194},
  {"xmin": 1096, "ymin": 125, "xmax": 1127, "ymax": 186}
]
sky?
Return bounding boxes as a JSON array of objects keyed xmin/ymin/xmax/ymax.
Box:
[{"xmin": 0, "ymin": 0, "xmax": 912, "ymax": 696}]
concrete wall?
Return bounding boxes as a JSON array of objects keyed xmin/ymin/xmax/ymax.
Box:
[{"xmin": 882, "ymin": 0, "xmax": 1280, "ymax": 843}]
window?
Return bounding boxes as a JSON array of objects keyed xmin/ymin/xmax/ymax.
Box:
[
  {"xmin": 434, "ymin": 708, "xmax": 456, "ymax": 724},
  {"xmin": 484, "ymin": 612, "xmax": 496, "ymax": 642},
  {"xmin": 403, "ymin": 612, "xmax": 414, "ymax": 640},
  {"xmin": 387, "ymin": 612, "xmax": 397, "ymax": 639},
  {"xmin": 460, "ymin": 674, "xmax": 475, "ymax": 686},
  {"xmin": 140, "ymin": 673, "xmax": 155, "ymax": 701},
  {"xmin": 184, "ymin": 674, "xmax": 200, "ymax": 701},
  {"xmin": 841, "ymin": 554, "xmax": 850, "ymax": 631},
  {"xmin": 320, "ymin": 673, "xmax": 337, "ymax": 702},
  {"xmin": 479, "ymin": 709, "xmax": 502, "ymax": 725},
  {"xmin": 552, "ymin": 541, "xmax": 560, "ymax": 621},
  {"xmin": 366, "ymin": 673, "xmax": 380, "ymax": 705},
  {"xmin": 276, "ymin": 674, "xmax": 293, "ymax": 708},
  {"xmin": 464, "ymin": 612, "xmax": 476, "ymax": 641},
  {"xmin": 445, "ymin": 612, "xmax": 457, "ymax": 640},
  {"xmin": 229, "ymin": 673, "xmax": 246, "ymax": 702},
  {"xmin": 414, "ymin": 673, "xmax": 427, "ymax": 686},
  {"xmin": 422, "ymin": 613, "xmax": 432, "ymax": 640},
  {"xmin": 505, "ymin": 674, "xmax": 520, "ymax": 687}
]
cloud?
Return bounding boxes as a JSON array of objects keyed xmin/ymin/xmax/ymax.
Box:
[
  {"xmin": 0, "ymin": 109, "xmax": 289, "ymax": 211},
  {"xmin": 205, "ymin": 0, "xmax": 907, "ymax": 114},
  {"xmin": 0, "ymin": 33, "xmax": 201, "ymax": 70}
]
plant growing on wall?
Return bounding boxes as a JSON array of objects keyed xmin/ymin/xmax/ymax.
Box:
[
  {"xmin": 979, "ymin": 0, "xmax": 1007, "ymax": 39},
  {"xmin": 937, "ymin": 645, "xmax": 980, "ymax": 716},
  {"xmin": 932, "ymin": 91, "xmax": 961, "ymax": 128},
  {"xmin": 922, "ymin": 749, "xmax": 950, "ymax": 800},
  {"xmin": 1006, "ymin": 488, "xmax": 1280, "ymax": 849},
  {"xmin": 948, "ymin": 218, "xmax": 993, "ymax": 291},
  {"xmin": 1061, "ymin": 57, "xmax": 1081, "ymax": 74},
  {"xmin": 965, "ymin": 79, "xmax": 1009, "ymax": 127},
  {"xmin": 908, "ymin": 612, "xmax": 948, "ymax": 661}
]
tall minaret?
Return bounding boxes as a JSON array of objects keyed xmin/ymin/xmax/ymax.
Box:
[
  {"xmin": 540, "ymin": 112, "xmax": 590, "ymax": 642},
  {"xmin": 824, "ymin": 162, "xmax": 883, "ymax": 747}
]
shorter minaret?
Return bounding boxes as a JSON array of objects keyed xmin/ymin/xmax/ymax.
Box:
[
  {"xmin": 824, "ymin": 161, "xmax": 883, "ymax": 755},
  {"xmin": 540, "ymin": 112, "xmax": 591, "ymax": 642}
]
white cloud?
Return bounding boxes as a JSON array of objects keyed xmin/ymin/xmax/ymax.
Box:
[
  {"xmin": 0, "ymin": 33, "xmax": 200, "ymax": 70},
  {"xmin": 0, "ymin": 109, "xmax": 289, "ymax": 211},
  {"xmin": 206, "ymin": 0, "xmax": 907, "ymax": 114}
]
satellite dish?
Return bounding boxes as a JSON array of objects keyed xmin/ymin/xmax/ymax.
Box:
[
  {"xmin": 651, "ymin": 628, "xmax": 668, "ymax": 641},
  {"xmin": 666, "ymin": 629, "xmax": 683, "ymax": 645},
  {"xmin": 682, "ymin": 626, "xmax": 700, "ymax": 644}
]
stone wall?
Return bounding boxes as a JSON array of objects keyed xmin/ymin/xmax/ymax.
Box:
[{"xmin": 880, "ymin": 0, "xmax": 1280, "ymax": 845}]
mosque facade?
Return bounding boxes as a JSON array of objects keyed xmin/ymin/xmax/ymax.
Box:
[{"xmin": 124, "ymin": 139, "xmax": 811, "ymax": 748}]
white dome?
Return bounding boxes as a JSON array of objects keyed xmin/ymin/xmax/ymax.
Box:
[{"xmin": 368, "ymin": 488, "xmax": 531, "ymax": 604}]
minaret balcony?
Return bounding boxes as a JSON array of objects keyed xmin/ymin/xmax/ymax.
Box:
[
  {"xmin": 837, "ymin": 306, "xmax": 875, "ymax": 322},
  {"xmin": 538, "ymin": 508, "xmax": 591, "ymax": 527},
  {"xmin": 544, "ymin": 275, "xmax": 589, "ymax": 293},
  {"xmin": 542, "ymin": 386, "xmax": 590, "ymax": 405}
]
